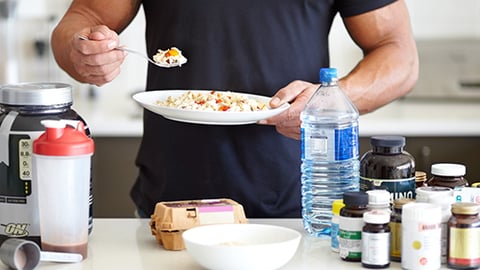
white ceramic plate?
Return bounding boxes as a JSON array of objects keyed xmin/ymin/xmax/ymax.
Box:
[{"xmin": 132, "ymin": 90, "xmax": 290, "ymax": 125}]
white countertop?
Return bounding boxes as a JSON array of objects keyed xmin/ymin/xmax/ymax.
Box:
[
  {"xmin": 71, "ymin": 92, "xmax": 480, "ymax": 137},
  {"xmin": 0, "ymin": 218, "xmax": 451, "ymax": 270}
]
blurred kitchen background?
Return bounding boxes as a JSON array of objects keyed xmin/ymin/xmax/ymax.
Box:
[{"xmin": 1, "ymin": 0, "xmax": 479, "ymax": 217}]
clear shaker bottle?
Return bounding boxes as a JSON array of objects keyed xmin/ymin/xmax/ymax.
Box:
[{"xmin": 32, "ymin": 120, "xmax": 94, "ymax": 260}]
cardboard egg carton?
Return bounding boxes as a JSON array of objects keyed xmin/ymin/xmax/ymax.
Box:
[{"xmin": 149, "ymin": 198, "xmax": 248, "ymax": 250}]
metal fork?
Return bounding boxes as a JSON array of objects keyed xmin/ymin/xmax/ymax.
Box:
[{"xmin": 77, "ymin": 35, "xmax": 177, "ymax": 68}]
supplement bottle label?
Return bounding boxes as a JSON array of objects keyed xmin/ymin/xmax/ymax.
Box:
[
  {"xmin": 449, "ymin": 227, "xmax": 480, "ymax": 266},
  {"xmin": 339, "ymin": 216, "xmax": 364, "ymax": 260},
  {"xmin": 390, "ymin": 221, "xmax": 402, "ymax": 259},
  {"xmin": 403, "ymin": 222, "xmax": 441, "ymax": 270},
  {"xmin": 301, "ymin": 125, "xmax": 358, "ymax": 161},
  {"xmin": 360, "ymin": 176, "xmax": 416, "ymax": 201},
  {"xmin": 362, "ymin": 231, "xmax": 390, "ymax": 266}
]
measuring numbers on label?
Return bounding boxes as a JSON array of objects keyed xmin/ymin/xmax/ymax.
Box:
[{"xmin": 18, "ymin": 139, "xmax": 32, "ymax": 180}]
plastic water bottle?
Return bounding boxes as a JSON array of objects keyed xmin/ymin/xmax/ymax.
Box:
[{"xmin": 300, "ymin": 67, "xmax": 360, "ymax": 238}]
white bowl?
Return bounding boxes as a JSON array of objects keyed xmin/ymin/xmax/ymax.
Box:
[{"xmin": 182, "ymin": 223, "xmax": 301, "ymax": 270}]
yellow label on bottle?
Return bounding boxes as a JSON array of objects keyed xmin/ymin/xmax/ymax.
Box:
[
  {"xmin": 449, "ymin": 227, "xmax": 480, "ymax": 261},
  {"xmin": 390, "ymin": 222, "xmax": 402, "ymax": 258}
]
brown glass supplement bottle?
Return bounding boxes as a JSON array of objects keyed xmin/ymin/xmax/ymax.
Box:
[
  {"xmin": 360, "ymin": 136, "xmax": 416, "ymax": 201},
  {"xmin": 362, "ymin": 210, "xmax": 391, "ymax": 269},
  {"xmin": 447, "ymin": 202, "xmax": 480, "ymax": 269},
  {"xmin": 426, "ymin": 163, "xmax": 469, "ymax": 189},
  {"xmin": 339, "ymin": 191, "xmax": 369, "ymax": 262},
  {"xmin": 390, "ymin": 198, "xmax": 415, "ymax": 262}
]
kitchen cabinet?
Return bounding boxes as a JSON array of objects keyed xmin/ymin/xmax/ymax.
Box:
[
  {"xmin": 91, "ymin": 137, "xmax": 140, "ymax": 218},
  {"xmin": 91, "ymin": 136, "xmax": 480, "ymax": 218}
]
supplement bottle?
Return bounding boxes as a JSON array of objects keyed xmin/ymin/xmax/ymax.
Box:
[
  {"xmin": 300, "ymin": 67, "xmax": 359, "ymax": 238},
  {"xmin": 390, "ymin": 198, "xmax": 415, "ymax": 262},
  {"xmin": 330, "ymin": 199, "xmax": 344, "ymax": 252},
  {"xmin": 416, "ymin": 186, "xmax": 455, "ymax": 264},
  {"xmin": 426, "ymin": 163, "xmax": 469, "ymax": 189},
  {"xmin": 0, "ymin": 82, "xmax": 93, "ymax": 245},
  {"xmin": 447, "ymin": 202, "xmax": 480, "ymax": 269},
  {"xmin": 339, "ymin": 191, "xmax": 368, "ymax": 262},
  {"xmin": 402, "ymin": 202, "xmax": 442, "ymax": 270},
  {"xmin": 362, "ymin": 210, "xmax": 391, "ymax": 269},
  {"xmin": 360, "ymin": 135, "xmax": 416, "ymax": 202}
]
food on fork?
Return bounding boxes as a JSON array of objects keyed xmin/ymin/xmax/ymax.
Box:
[
  {"xmin": 152, "ymin": 47, "xmax": 188, "ymax": 67},
  {"xmin": 157, "ymin": 91, "xmax": 268, "ymax": 112}
]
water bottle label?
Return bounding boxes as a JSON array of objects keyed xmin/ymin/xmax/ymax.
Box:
[
  {"xmin": 335, "ymin": 125, "xmax": 359, "ymax": 160},
  {"xmin": 301, "ymin": 125, "xmax": 358, "ymax": 161}
]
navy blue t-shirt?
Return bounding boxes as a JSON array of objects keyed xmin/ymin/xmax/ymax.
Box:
[{"xmin": 132, "ymin": 0, "xmax": 395, "ymax": 217}]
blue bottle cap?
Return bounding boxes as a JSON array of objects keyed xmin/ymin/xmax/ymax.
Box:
[{"xmin": 319, "ymin": 68, "xmax": 338, "ymax": 83}]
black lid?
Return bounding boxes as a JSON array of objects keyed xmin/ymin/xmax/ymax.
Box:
[
  {"xmin": 343, "ymin": 191, "xmax": 368, "ymax": 206},
  {"xmin": 370, "ymin": 136, "xmax": 406, "ymax": 148}
]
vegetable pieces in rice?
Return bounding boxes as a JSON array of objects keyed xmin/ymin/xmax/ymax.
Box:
[{"xmin": 157, "ymin": 91, "xmax": 268, "ymax": 112}]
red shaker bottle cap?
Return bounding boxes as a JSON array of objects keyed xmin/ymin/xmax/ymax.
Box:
[{"xmin": 33, "ymin": 120, "xmax": 94, "ymax": 156}]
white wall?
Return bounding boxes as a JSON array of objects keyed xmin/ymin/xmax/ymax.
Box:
[{"xmin": 329, "ymin": 0, "xmax": 480, "ymax": 77}]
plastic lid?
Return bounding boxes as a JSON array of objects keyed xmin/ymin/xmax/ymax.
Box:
[
  {"xmin": 415, "ymin": 186, "xmax": 453, "ymax": 203},
  {"xmin": 402, "ymin": 202, "xmax": 442, "ymax": 223},
  {"xmin": 363, "ymin": 210, "xmax": 390, "ymax": 224},
  {"xmin": 370, "ymin": 136, "xmax": 406, "ymax": 148},
  {"xmin": 431, "ymin": 163, "xmax": 466, "ymax": 177},
  {"xmin": 343, "ymin": 191, "xmax": 368, "ymax": 206},
  {"xmin": 319, "ymin": 68, "xmax": 338, "ymax": 83},
  {"xmin": 393, "ymin": 198, "xmax": 415, "ymax": 209},
  {"xmin": 0, "ymin": 82, "xmax": 72, "ymax": 106},
  {"xmin": 33, "ymin": 120, "xmax": 94, "ymax": 156},
  {"xmin": 332, "ymin": 199, "xmax": 345, "ymax": 215},
  {"xmin": 451, "ymin": 202, "xmax": 480, "ymax": 215},
  {"xmin": 366, "ymin": 189, "xmax": 390, "ymax": 206}
]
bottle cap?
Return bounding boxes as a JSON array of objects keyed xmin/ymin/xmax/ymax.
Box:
[
  {"xmin": 332, "ymin": 199, "xmax": 345, "ymax": 215},
  {"xmin": 343, "ymin": 191, "xmax": 368, "ymax": 206},
  {"xmin": 402, "ymin": 202, "xmax": 442, "ymax": 224},
  {"xmin": 363, "ymin": 210, "xmax": 390, "ymax": 224},
  {"xmin": 366, "ymin": 189, "xmax": 390, "ymax": 206},
  {"xmin": 431, "ymin": 163, "xmax": 466, "ymax": 177},
  {"xmin": 319, "ymin": 68, "xmax": 338, "ymax": 83},
  {"xmin": 33, "ymin": 120, "xmax": 94, "ymax": 156},
  {"xmin": 451, "ymin": 202, "xmax": 480, "ymax": 215},
  {"xmin": 370, "ymin": 136, "xmax": 406, "ymax": 148},
  {"xmin": 416, "ymin": 186, "xmax": 453, "ymax": 203}
]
